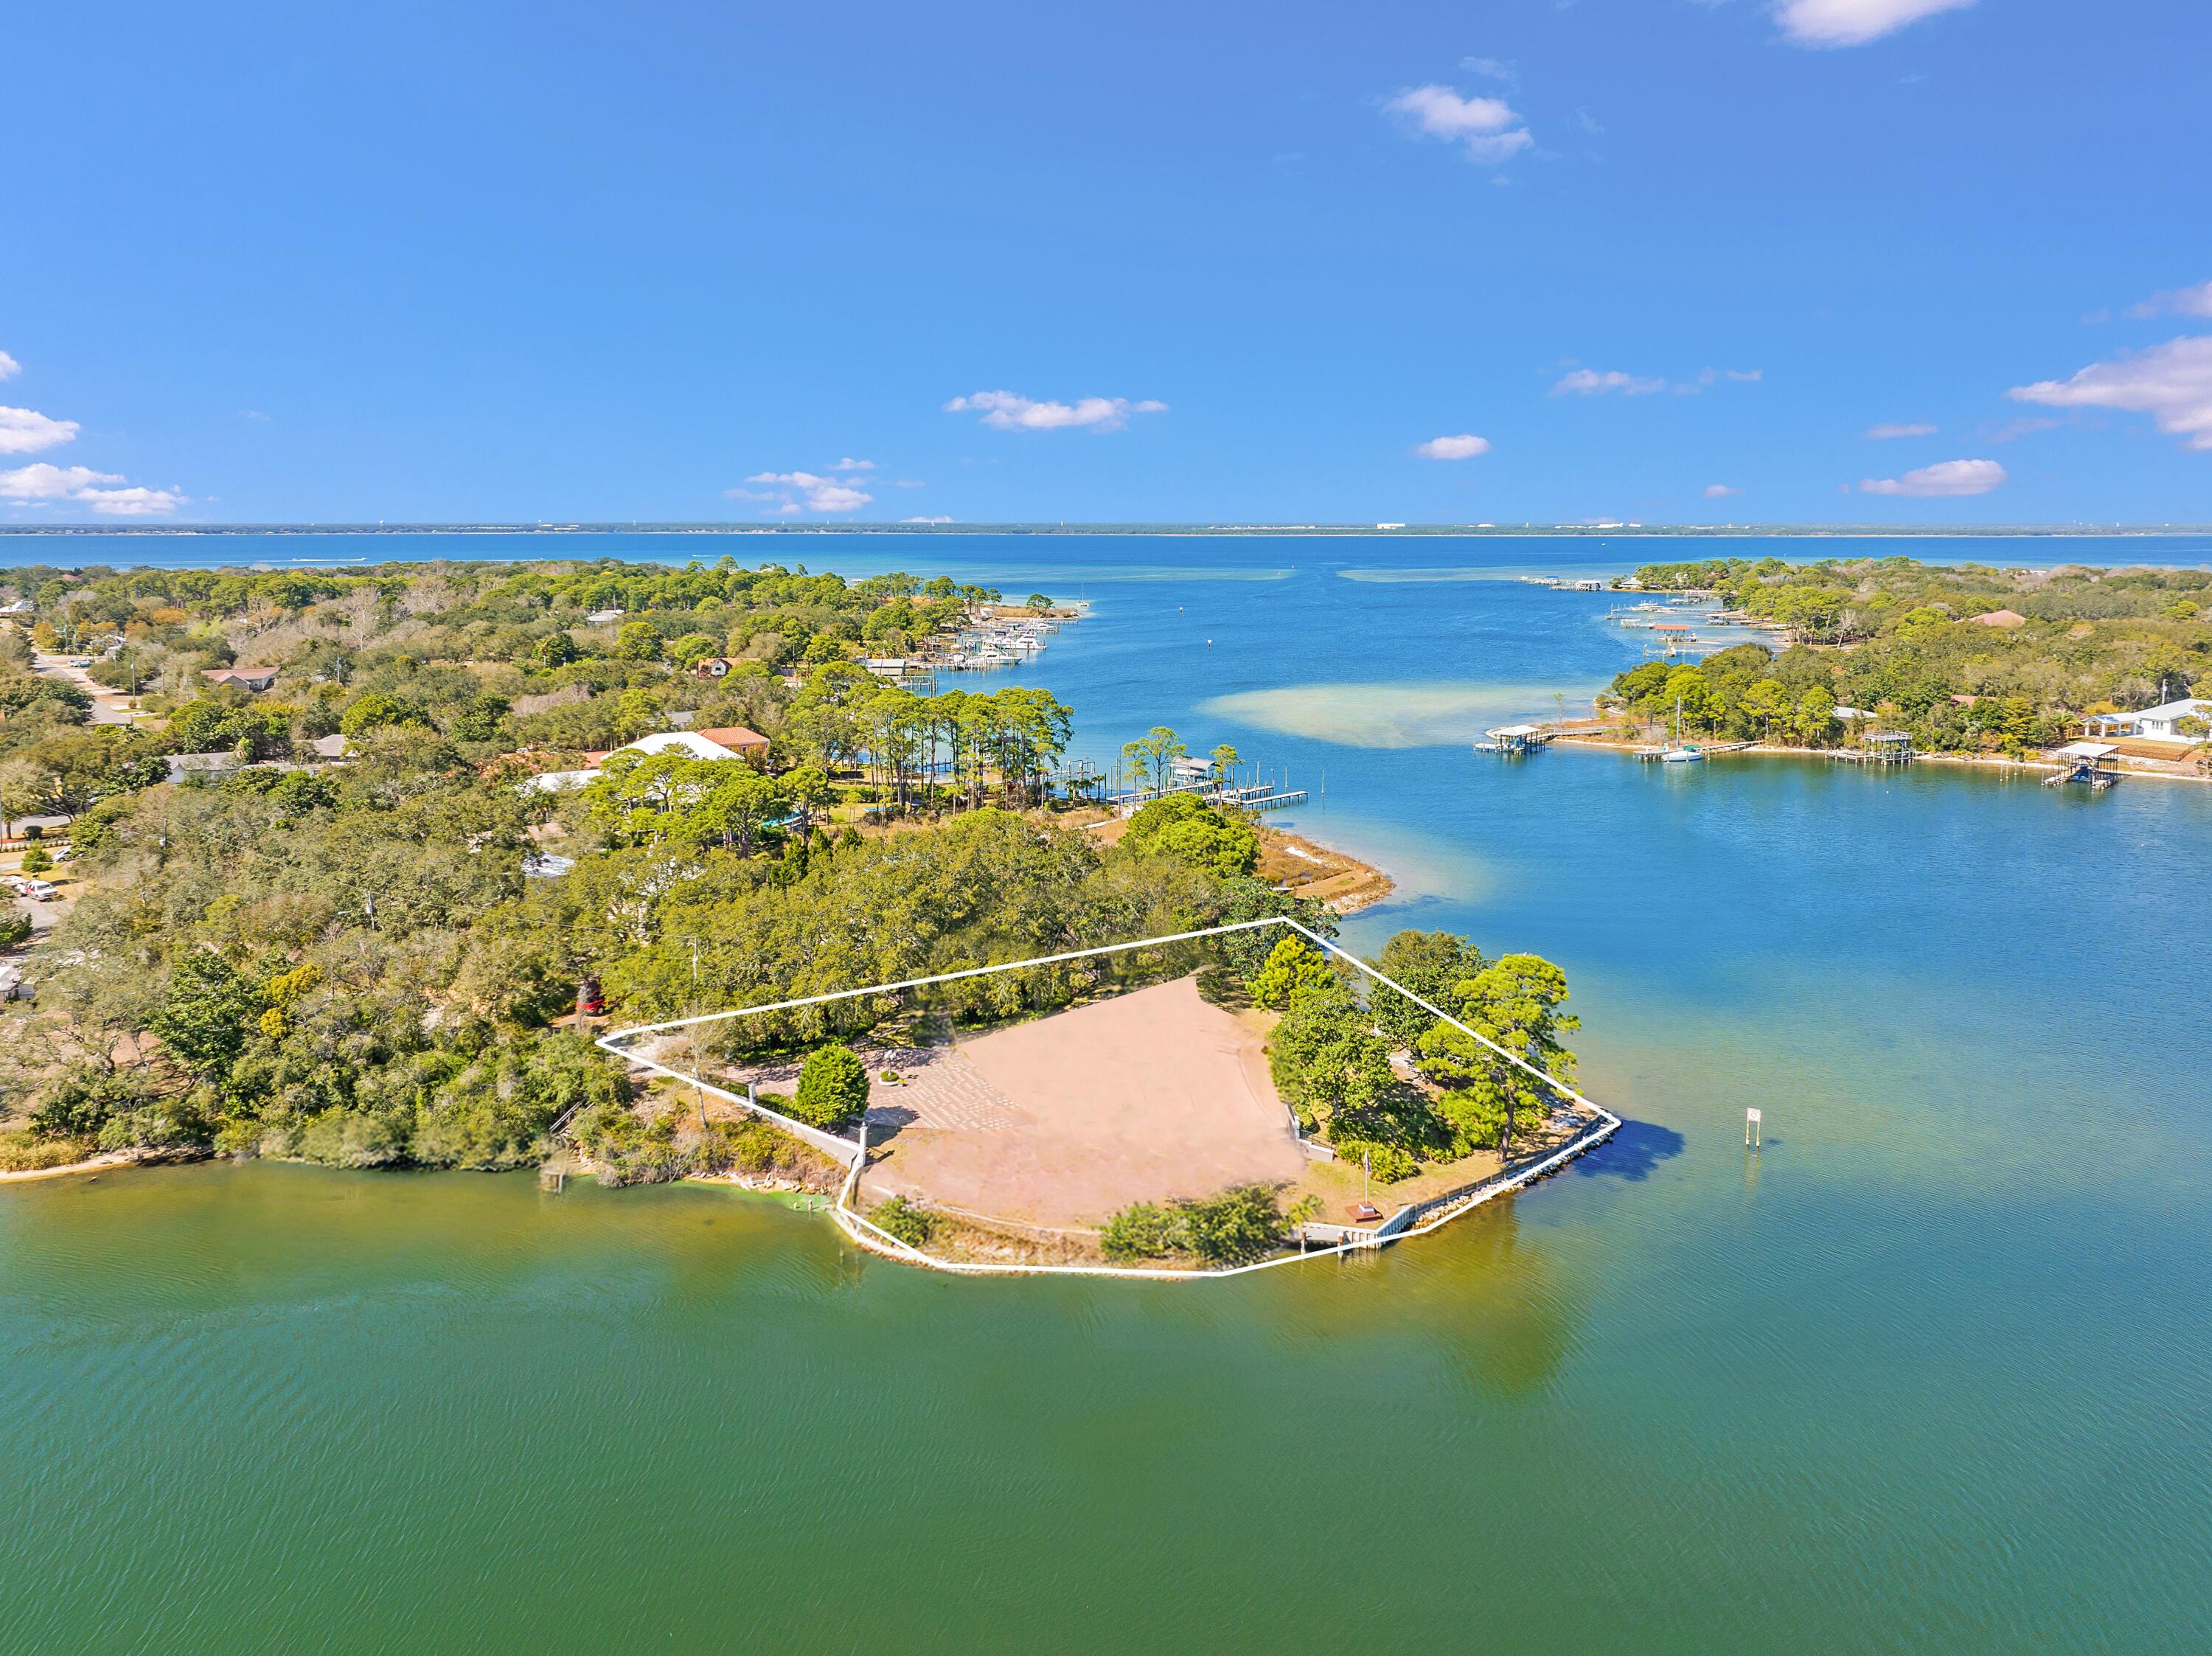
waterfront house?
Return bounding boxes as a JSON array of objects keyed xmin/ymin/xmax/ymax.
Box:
[{"xmin": 2089, "ymin": 698, "xmax": 2211, "ymax": 743}]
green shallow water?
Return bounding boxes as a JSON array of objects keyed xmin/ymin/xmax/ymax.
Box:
[{"xmin": 6, "ymin": 535, "xmax": 2211, "ymax": 1653}]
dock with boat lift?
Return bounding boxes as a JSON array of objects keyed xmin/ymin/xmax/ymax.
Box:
[
  {"xmin": 2043, "ymin": 740, "xmax": 2121, "ymax": 790},
  {"xmin": 1475, "ymin": 723, "xmax": 1552, "ymax": 755}
]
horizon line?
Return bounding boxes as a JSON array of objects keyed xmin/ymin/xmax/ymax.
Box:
[{"xmin": 3, "ymin": 521, "xmax": 2209, "ymax": 539}]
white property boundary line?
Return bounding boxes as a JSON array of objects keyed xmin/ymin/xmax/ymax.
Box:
[{"xmin": 595, "ymin": 916, "xmax": 1623, "ymax": 1281}]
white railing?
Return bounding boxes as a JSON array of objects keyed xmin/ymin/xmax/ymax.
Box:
[{"xmin": 594, "ymin": 914, "xmax": 1624, "ymax": 1281}]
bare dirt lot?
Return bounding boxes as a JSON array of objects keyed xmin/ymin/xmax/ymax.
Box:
[{"xmin": 846, "ymin": 975, "xmax": 1305, "ymax": 1230}]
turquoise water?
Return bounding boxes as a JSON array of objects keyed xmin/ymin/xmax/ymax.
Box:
[{"xmin": 5, "ymin": 535, "xmax": 2211, "ymax": 1652}]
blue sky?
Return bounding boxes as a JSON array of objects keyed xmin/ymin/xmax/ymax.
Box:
[{"xmin": 3, "ymin": 0, "xmax": 2208, "ymax": 527}]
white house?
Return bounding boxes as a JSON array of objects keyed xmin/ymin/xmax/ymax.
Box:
[
  {"xmin": 521, "ymin": 726, "xmax": 771, "ymax": 793},
  {"xmin": 2090, "ymin": 698, "xmax": 2211, "ymax": 743},
  {"xmin": 582, "ymin": 727, "xmax": 769, "ymax": 766}
]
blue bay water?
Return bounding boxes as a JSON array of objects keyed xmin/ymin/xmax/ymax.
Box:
[{"xmin": 4, "ymin": 532, "xmax": 2210, "ymax": 1653}]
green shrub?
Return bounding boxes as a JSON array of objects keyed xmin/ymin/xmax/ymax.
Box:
[
  {"xmin": 1100, "ymin": 1186, "xmax": 1288, "ymax": 1266},
  {"xmin": 1100, "ymin": 1200, "xmax": 1184, "ymax": 1262},
  {"xmin": 1177, "ymin": 1183, "xmax": 1288, "ymax": 1264},
  {"xmin": 1327, "ymin": 1138, "xmax": 1420, "ymax": 1183},
  {"xmin": 872, "ymin": 1195, "xmax": 936, "ymax": 1247},
  {"xmin": 596, "ymin": 1143, "xmax": 692, "ymax": 1187},
  {"xmin": 692, "ymin": 1123, "xmax": 736, "ymax": 1174},
  {"xmin": 96, "ymin": 1102, "xmax": 212, "ymax": 1154},
  {"xmin": 18, "ymin": 845, "xmax": 52, "ymax": 875},
  {"xmin": 0, "ymin": 911, "xmax": 30, "ymax": 948},
  {"xmin": 726, "ymin": 1116, "xmax": 808, "ymax": 1177},
  {"xmin": 790, "ymin": 1043, "xmax": 869, "ymax": 1130},
  {"xmin": 31, "ymin": 1065, "xmax": 157, "ymax": 1139}
]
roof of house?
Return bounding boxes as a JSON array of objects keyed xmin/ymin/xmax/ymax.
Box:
[
  {"xmin": 1967, "ymin": 609, "xmax": 2028, "ymax": 627},
  {"xmin": 582, "ymin": 727, "xmax": 771, "ymax": 766},
  {"xmin": 2125, "ymin": 697, "xmax": 2211, "ymax": 722},
  {"xmin": 201, "ymin": 666, "xmax": 278, "ymax": 685}
]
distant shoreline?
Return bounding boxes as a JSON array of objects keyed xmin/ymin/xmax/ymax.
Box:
[{"xmin": 3, "ymin": 524, "xmax": 2210, "ymax": 541}]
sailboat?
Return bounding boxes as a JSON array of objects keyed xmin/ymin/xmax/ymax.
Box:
[{"xmin": 1660, "ymin": 694, "xmax": 1706, "ymax": 763}]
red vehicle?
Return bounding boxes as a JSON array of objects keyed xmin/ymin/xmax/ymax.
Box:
[{"xmin": 574, "ymin": 976, "xmax": 605, "ymax": 1018}]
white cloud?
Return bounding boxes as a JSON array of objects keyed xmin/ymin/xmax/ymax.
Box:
[
  {"xmin": 2126, "ymin": 281, "xmax": 2212, "ymax": 321},
  {"xmin": 1774, "ymin": 0, "xmax": 1975, "ymax": 48},
  {"xmin": 1416, "ymin": 434, "xmax": 1492, "ymax": 460},
  {"xmin": 733, "ymin": 470, "xmax": 875, "ymax": 512},
  {"xmin": 1553, "ymin": 369, "xmax": 1666, "ymax": 397},
  {"xmin": 1385, "ymin": 84, "xmax": 1534, "ymax": 165},
  {"xmin": 2008, "ymin": 335, "xmax": 2212, "ymax": 452},
  {"xmin": 830, "ymin": 456, "xmax": 875, "ymax": 471},
  {"xmin": 902, "ymin": 515, "xmax": 954, "ymax": 524},
  {"xmin": 1865, "ymin": 421, "xmax": 1938, "ymax": 439},
  {"xmin": 1, "ymin": 462, "xmax": 124, "ymax": 500},
  {"xmin": 1859, "ymin": 458, "xmax": 2007, "ymax": 497},
  {"xmin": 1460, "ymin": 57, "xmax": 1517, "ymax": 86},
  {"xmin": 1, "ymin": 463, "xmax": 182, "ymax": 516},
  {"xmin": 942, "ymin": 391, "xmax": 1167, "ymax": 432},
  {"xmin": 80, "ymin": 485, "xmax": 185, "ymax": 517},
  {"xmin": 1703, "ymin": 484, "xmax": 1743, "ymax": 498},
  {"xmin": 0, "ymin": 351, "xmax": 18, "ymax": 381},
  {"xmin": 0, "ymin": 406, "xmax": 80, "ymax": 455}
]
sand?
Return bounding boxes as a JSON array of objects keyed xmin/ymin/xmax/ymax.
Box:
[{"xmin": 859, "ymin": 975, "xmax": 1304, "ymax": 1229}]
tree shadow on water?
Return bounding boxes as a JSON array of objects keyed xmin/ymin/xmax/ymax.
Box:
[{"xmin": 1572, "ymin": 1118, "xmax": 1686, "ymax": 1182}]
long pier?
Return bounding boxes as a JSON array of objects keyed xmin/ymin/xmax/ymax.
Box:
[{"xmin": 1100, "ymin": 782, "xmax": 1307, "ymax": 813}]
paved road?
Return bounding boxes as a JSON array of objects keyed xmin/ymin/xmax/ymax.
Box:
[{"xmin": 32, "ymin": 654, "xmax": 140, "ymax": 726}]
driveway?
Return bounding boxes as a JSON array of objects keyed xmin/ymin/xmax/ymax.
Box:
[{"xmin": 32, "ymin": 654, "xmax": 143, "ymax": 726}]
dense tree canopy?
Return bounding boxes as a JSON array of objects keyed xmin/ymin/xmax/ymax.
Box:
[{"xmin": 1615, "ymin": 556, "xmax": 2212, "ymax": 754}]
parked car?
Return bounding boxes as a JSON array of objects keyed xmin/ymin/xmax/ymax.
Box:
[
  {"xmin": 66, "ymin": 657, "xmax": 94, "ymax": 668},
  {"xmin": 20, "ymin": 880, "xmax": 59, "ymax": 901}
]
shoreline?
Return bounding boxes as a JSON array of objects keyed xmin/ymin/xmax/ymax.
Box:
[
  {"xmin": 1254, "ymin": 824, "xmax": 1395, "ymax": 913},
  {"xmin": 1550, "ymin": 734, "xmax": 2210, "ymax": 784},
  {"xmin": 0, "ymin": 1149, "xmax": 150, "ymax": 1183},
  {"xmin": 5, "ymin": 525, "xmax": 2211, "ymax": 540}
]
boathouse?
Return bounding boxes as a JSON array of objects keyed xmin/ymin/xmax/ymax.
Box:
[{"xmin": 2046, "ymin": 741, "xmax": 2121, "ymax": 790}]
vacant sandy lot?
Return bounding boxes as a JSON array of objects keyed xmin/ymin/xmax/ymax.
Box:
[{"xmin": 859, "ymin": 975, "xmax": 1304, "ymax": 1229}]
